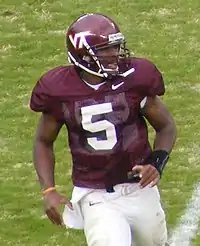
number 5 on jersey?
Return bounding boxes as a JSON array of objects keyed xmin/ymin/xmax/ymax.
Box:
[{"xmin": 81, "ymin": 103, "xmax": 117, "ymax": 150}]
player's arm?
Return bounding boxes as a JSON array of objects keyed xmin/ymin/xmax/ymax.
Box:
[
  {"xmin": 34, "ymin": 113, "xmax": 72, "ymax": 225},
  {"xmin": 30, "ymin": 72, "xmax": 72, "ymax": 225},
  {"xmin": 142, "ymin": 96, "xmax": 177, "ymax": 153},
  {"xmin": 34, "ymin": 113, "xmax": 63, "ymax": 190},
  {"xmin": 132, "ymin": 96, "xmax": 177, "ymax": 188}
]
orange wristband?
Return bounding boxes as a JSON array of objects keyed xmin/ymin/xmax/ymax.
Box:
[{"xmin": 42, "ymin": 187, "xmax": 56, "ymax": 195}]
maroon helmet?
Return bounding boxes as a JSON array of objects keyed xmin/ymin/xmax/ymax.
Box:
[{"xmin": 66, "ymin": 13, "xmax": 132, "ymax": 78}]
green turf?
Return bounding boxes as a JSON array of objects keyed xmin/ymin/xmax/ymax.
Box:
[{"xmin": 1, "ymin": 0, "xmax": 200, "ymax": 245}]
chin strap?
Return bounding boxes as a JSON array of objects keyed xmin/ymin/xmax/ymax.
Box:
[
  {"xmin": 69, "ymin": 51, "xmax": 135, "ymax": 79},
  {"xmin": 119, "ymin": 67, "xmax": 135, "ymax": 77}
]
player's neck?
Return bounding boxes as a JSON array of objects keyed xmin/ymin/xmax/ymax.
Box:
[{"xmin": 80, "ymin": 71, "xmax": 105, "ymax": 85}]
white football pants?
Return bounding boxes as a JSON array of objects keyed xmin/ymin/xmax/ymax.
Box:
[{"xmin": 80, "ymin": 183, "xmax": 167, "ymax": 246}]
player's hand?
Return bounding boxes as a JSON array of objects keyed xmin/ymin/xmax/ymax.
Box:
[
  {"xmin": 131, "ymin": 164, "xmax": 160, "ymax": 188},
  {"xmin": 43, "ymin": 190, "xmax": 72, "ymax": 226}
]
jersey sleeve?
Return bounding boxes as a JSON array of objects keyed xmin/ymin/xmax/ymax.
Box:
[
  {"xmin": 129, "ymin": 58, "xmax": 165, "ymax": 109},
  {"xmin": 30, "ymin": 77, "xmax": 51, "ymax": 113},
  {"xmin": 30, "ymin": 72, "xmax": 64, "ymax": 121},
  {"xmin": 145, "ymin": 63, "xmax": 165, "ymax": 97}
]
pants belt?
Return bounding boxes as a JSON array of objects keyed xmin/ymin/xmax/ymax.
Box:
[{"xmin": 106, "ymin": 176, "xmax": 140, "ymax": 193}]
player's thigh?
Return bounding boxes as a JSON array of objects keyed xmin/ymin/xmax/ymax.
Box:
[
  {"xmin": 152, "ymin": 206, "xmax": 168, "ymax": 246},
  {"xmin": 124, "ymin": 186, "xmax": 167, "ymax": 246},
  {"xmin": 130, "ymin": 202, "xmax": 167, "ymax": 246},
  {"xmin": 81, "ymin": 198, "xmax": 132, "ymax": 246}
]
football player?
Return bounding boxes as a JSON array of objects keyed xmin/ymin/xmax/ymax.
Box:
[{"xmin": 30, "ymin": 13, "xmax": 176, "ymax": 246}]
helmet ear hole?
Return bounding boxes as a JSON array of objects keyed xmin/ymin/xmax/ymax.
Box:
[
  {"xmin": 82, "ymin": 55, "xmax": 92, "ymax": 68},
  {"xmin": 83, "ymin": 55, "xmax": 91, "ymax": 63}
]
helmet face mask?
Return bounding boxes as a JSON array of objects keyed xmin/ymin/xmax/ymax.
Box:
[
  {"xmin": 67, "ymin": 14, "xmax": 131, "ymax": 79},
  {"xmin": 94, "ymin": 42, "xmax": 130, "ymax": 76}
]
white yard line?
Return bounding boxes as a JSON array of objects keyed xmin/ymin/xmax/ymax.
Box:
[{"xmin": 169, "ymin": 182, "xmax": 200, "ymax": 246}]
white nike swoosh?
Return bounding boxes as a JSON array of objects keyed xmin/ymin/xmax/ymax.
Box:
[{"xmin": 112, "ymin": 81, "xmax": 124, "ymax": 90}]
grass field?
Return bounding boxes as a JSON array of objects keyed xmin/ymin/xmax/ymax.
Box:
[{"xmin": 1, "ymin": 0, "xmax": 200, "ymax": 245}]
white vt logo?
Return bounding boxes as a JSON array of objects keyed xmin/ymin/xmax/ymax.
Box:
[{"xmin": 69, "ymin": 31, "xmax": 90, "ymax": 49}]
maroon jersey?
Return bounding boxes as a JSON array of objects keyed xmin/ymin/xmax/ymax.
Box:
[{"xmin": 30, "ymin": 57, "xmax": 165, "ymax": 189}]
